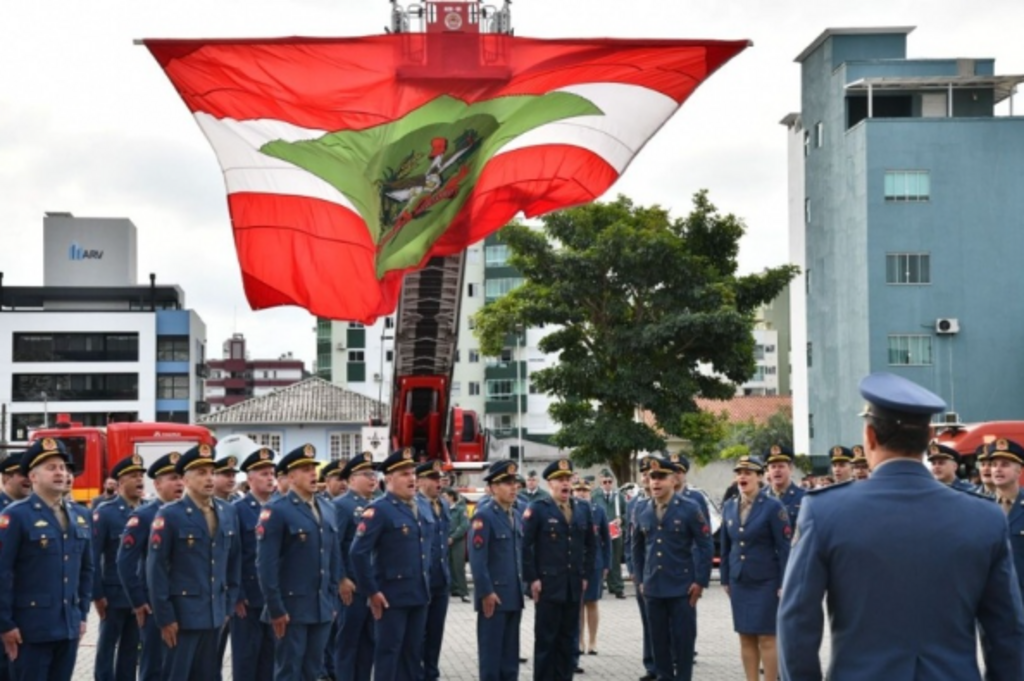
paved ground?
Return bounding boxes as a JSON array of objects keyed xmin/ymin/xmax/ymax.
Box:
[{"xmin": 69, "ymin": 569, "xmax": 833, "ymax": 680}]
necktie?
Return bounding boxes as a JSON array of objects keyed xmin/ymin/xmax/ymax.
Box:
[
  {"xmin": 54, "ymin": 503, "xmax": 68, "ymax": 532},
  {"xmin": 201, "ymin": 503, "xmax": 218, "ymax": 536},
  {"xmin": 560, "ymin": 502, "xmax": 573, "ymax": 524},
  {"xmin": 740, "ymin": 497, "xmax": 752, "ymax": 524},
  {"xmin": 432, "ymin": 499, "xmax": 441, "ymax": 518},
  {"xmin": 309, "ymin": 500, "xmax": 321, "ymax": 525},
  {"xmin": 407, "ymin": 500, "xmax": 419, "ymax": 520},
  {"xmin": 1000, "ymin": 497, "xmax": 1014, "ymax": 515},
  {"xmin": 656, "ymin": 503, "xmax": 667, "ymax": 521}
]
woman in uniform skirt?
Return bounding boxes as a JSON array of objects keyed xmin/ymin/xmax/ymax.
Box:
[{"xmin": 720, "ymin": 455, "xmax": 792, "ymax": 681}]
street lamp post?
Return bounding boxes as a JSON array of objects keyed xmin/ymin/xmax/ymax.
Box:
[
  {"xmin": 515, "ymin": 324, "xmax": 523, "ymax": 469},
  {"xmin": 41, "ymin": 391, "xmax": 48, "ymax": 429},
  {"xmin": 379, "ymin": 331, "xmax": 394, "ymax": 420}
]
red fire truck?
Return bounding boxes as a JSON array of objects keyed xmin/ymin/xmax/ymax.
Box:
[
  {"xmin": 935, "ymin": 420, "xmax": 1024, "ymax": 485},
  {"xmin": 29, "ymin": 416, "xmax": 215, "ymax": 502}
]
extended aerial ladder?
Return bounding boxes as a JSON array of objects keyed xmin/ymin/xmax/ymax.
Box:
[{"xmin": 387, "ymin": 0, "xmax": 514, "ymax": 468}]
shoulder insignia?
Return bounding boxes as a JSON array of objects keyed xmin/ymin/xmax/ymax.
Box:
[
  {"xmin": 778, "ymin": 508, "xmax": 789, "ymax": 522},
  {"xmin": 472, "ymin": 519, "xmax": 484, "ymax": 530},
  {"xmin": 93, "ymin": 512, "xmax": 100, "ymax": 522},
  {"xmin": 126, "ymin": 516, "xmax": 139, "ymax": 528},
  {"xmin": 356, "ymin": 522, "xmax": 367, "ymax": 536},
  {"xmin": 1, "ymin": 516, "xmax": 12, "ymax": 529},
  {"xmin": 259, "ymin": 509, "xmax": 272, "ymax": 522},
  {"xmin": 361, "ymin": 508, "xmax": 375, "ymax": 519},
  {"xmin": 152, "ymin": 517, "xmax": 165, "ymax": 530},
  {"xmin": 256, "ymin": 525, "xmax": 265, "ymax": 540},
  {"xmin": 34, "ymin": 519, "xmax": 48, "ymax": 528},
  {"xmin": 522, "ymin": 508, "xmax": 532, "ymax": 520},
  {"xmin": 807, "ymin": 479, "xmax": 855, "ymax": 495}
]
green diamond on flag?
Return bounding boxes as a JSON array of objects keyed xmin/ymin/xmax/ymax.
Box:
[{"xmin": 145, "ymin": 35, "xmax": 748, "ymax": 323}]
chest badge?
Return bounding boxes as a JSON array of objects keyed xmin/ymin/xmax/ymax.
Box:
[
  {"xmin": 299, "ymin": 531, "xmax": 307, "ymax": 542},
  {"xmin": 187, "ymin": 535, "xmax": 195, "ymax": 549},
  {"xmin": 39, "ymin": 535, "xmax": 48, "ymax": 549},
  {"xmin": 401, "ymin": 525, "xmax": 410, "ymax": 536}
]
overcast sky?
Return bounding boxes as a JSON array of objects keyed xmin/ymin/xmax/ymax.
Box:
[{"xmin": 2, "ymin": 0, "xmax": 1022, "ymax": 368}]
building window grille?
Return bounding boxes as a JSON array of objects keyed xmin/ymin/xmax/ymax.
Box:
[
  {"xmin": 886, "ymin": 253, "xmax": 930, "ymax": 284},
  {"xmin": 887, "ymin": 335, "xmax": 933, "ymax": 366},
  {"xmin": 884, "ymin": 170, "xmax": 930, "ymax": 202}
]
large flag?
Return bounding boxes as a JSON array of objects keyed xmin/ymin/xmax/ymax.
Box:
[{"xmin": 145, "ymin": 35, "xmax": 748, "ymax": 323}]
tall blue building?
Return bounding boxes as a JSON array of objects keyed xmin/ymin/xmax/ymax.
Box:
[{"xmin": 792, "ymin": 27, "xmax": 1024, "ymax": 453}]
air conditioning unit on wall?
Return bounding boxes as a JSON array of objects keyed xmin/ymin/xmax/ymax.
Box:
[{"xmin": 935, "ymin": 318, "xmax": 960, "ymax": 335}]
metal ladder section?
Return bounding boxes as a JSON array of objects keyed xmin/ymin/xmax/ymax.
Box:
[{"xmin": 392, "ymin": 252, "xmax": 466, "ymax": 380}]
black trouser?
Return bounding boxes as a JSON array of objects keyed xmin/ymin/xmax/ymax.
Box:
[
  {"xmin": 533, "ymin": 599, "xmax": 580, "ymax": 681},
  {"xmin": 606, "ymin": 536, "xmax": 625, "ymax": 595}
]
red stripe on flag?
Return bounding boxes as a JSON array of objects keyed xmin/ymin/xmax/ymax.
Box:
[{"xmin": 146, "ymin": 36, "xmax": 748, "ymax": 132}]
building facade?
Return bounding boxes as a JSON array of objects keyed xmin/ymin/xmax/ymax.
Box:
[
  {"xmin": 1, "ymin": 213, "xmax": 207, "ymax": 442},
  {"xmin": 792, "ymin": 27, "xmax": 1024, "ymax": 449},
  {"xmin": 205, "ymin": 333, "xmax": 306, "ymax": 413}
]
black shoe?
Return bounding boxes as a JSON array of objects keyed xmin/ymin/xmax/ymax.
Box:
[
  {"xmin": 615, "ymin": 593, "xmax": 627, "ymax": 599},
  {"xmin": 587, "ymin": 650, "xmax": 598, "ymax": 656},
  {"xmin": 519, "ymin": 657, "xmax": 528, "ymax": 663},
  {"xmin": 639, "ymin": 674, "xmax": 657, "ymax": 681},
  {"xmin": 460, "ymin": 596, "xmax": 470, "ymax": 603},
  {"xmin": 574, "ymin": 668, "xmax": 585, "ymax": 674}
]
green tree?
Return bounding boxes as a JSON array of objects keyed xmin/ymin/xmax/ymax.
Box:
[
  {"xmin": 473, "ymin": 192, "xmax": 798, "ymax": 482},
  {"xmin": 716, "ymin": 407, "xmax": 795, "ymax": 462}
]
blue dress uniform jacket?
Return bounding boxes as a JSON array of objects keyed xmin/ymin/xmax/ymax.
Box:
[
  {"xmin": 256, "ymin": 490, "xmax": 342, "ymax": 624},
  {"xmin": 624, "ymin": 494, "xmax": 656, "ymax": 678},
  {"xmin": 469, "ymin": 499, "xmax": 524, "ymax": 681},
  {"xmin": 778, "ymin": 460, "xmax": 1024, "ymax": 681},
  {"xmin": 720, "ymin": 494, "xmax": 790, "ymax": 589},
  {"xmin": 256, "ymin": 490, "xmax": 341, "ymax": 681},
  {"xmin": 521, "ymin": 496, "xmax": 596, "ymax": 602},
  {"xmin": 116, "ymin": 500, "xmax": 165, "ymax": 681},
  {"xmin": 349, "ymin": 491, "xmax": 432, "ymax": 681},
  {"xmin": 418, "ymin": 493, "xmax": 451, "ymax": 681},
  {"xmin": 231, "ymin": 493, "xmax": 274, "ymax": 681},
  {"xmin": 331, "ymin": 491, "xmax": 375, "ymax": 681},
  {"xmin": 761, "ymin": 482, "xmax": 805, "ymax": 524},
  {"xmin": 1004, "ymin": 488, "xmax": 1024, "ymax": 603},
  {"xmin": 92, "ymin": 497, "xmax": 141, "ymax": 681}
]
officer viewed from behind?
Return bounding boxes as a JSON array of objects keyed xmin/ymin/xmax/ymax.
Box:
[
  {"xmin": 778, "ymin": 372, "xmax": 1024, "ymax": 680},
  {"xmin": 0, "ymin": 438, "xmax": 93, "ymax": 681},
  {"xmin": 231, "ymin": 447, "xmax": 277, "ymax": 681},
  {"xmin": 116, "ymin": 452, "xmax": 184, "ymax": 681},
  {"xmin": 416, "ymin": 461, "xmax": 451, "ymax": 681},
  {"xmin": 469, "ymin": 460, "xmax": 524, "ymax": 681},
  {"xmin": 256, "ymin": 444, "xmax": 341, "ymax": 681},
  {"xmin": 145, "ymin": 444, "xmax": 242, "ymax": 681},
  {"xmin": 631, "ymin": 456, "xmax": 712, "ymax": 681},
  {"xmin": 927, "ymin": 443, "xmax": 974, "ymax": 492},
  {"xmin": 521, "ymin": 458, "xmax": 595, "ymax": 681},
  {"xmin": 332, "ymin": 452, "xmax": 378, "ymax": 681},
  {"xmin": 92, "ymin": 455, "xmax": 147, "ymax": 681},
  {"xmin": 350, "ymin": 448, "xmax": 432, "ymax": 681}
]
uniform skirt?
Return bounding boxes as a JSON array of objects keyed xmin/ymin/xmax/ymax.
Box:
[
  {"xmin": 584, "ymin": 566, "xmax": 604, "ymax": 602},
  {"xmin": 728, "ymin": 579, "xmax": 780, "ymax": 635}
]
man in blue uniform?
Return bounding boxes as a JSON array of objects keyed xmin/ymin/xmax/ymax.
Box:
[
  {"xmin": 927, "ymin": 442, "xmax": 973, "ymax": 492},
  {"xmin": 625, "ymin": 457, "xmax": 656, "ymax": 681},
  {"xmin": 116, "ymin": 451, "xmax": 184, "ymax": 681},
  {"xmin": 522, "ymin": 457, "xmax": 595, "ymax": 681},
  {"xmin": 332, "ymin": 452, "xmax": 378, "ymax": 681},
  {"xmin": 0, "ymin": 453, "xmax": 30, "ymax": 509},
  {"xmin": 321, "ymin": 460, "xmax": 346, "ymax": 500},
  {"xmin": 779, "ymin": 372, "xmax": 1024, "ymax": 680},
  {"xmin": 0, "ymin": 438, "xmax": 93, "ymax": 681},
  {"xmin": 761, "ymin": 445, "xmax": 805, "ymax": 522},
  {"xmin": 849, "ymin": 445, "xmax": 870, "ymax": 481},
  {"xmin": 146, "ymin": 444, "xmax": 242, "ymax": 681},
  {"xmin": 256, "ymin": 444, "xmax": 342, "ymax": 681},
  {"xmin": 632, "ymin": 456, "xmax": 712, "ymax": 681},
  {"xmin": 976, "ymin": 443, "xmax": 997, "ymax": 497},
  {"xmin": 416, "ymin": 461, "xmax": 450, "ymax": 681},
  {"xmin": 592, "ymin": 468, "xmax": 626, "ymax": 600},
  {"xmin": 469, "ymin": 460, "xmax": 524, "ymax": 681},
  {"xmin": 828, "ymin": 446, "xmax": 853, "ymax": 484},
  {"xmin": 92, "ymin": 454, "xmax": 147, "ymax": 681},
  {"xmin": 517, "ymin": 470, "xmax": 550, "ymax": 505},
  {"xmin": 350, "ymin": 448, "xmax": 432, "ymax": 681},
  {"xmin": 231, "ymin": 446, "xmax": 277, "ymax": 681},
  {"xmin": 988, "ymin": 438, "xmax": 1024, "ymax": 605}
]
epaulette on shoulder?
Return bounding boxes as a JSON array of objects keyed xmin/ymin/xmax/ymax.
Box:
[
  {"xmin": 806, "ymin": 480, "xmax": 855, "ymax": 495},
  {"xmin": 954, "ymin": 487, "xmax": 993, "ymax": 500}
]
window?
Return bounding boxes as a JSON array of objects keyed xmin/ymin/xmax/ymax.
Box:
[
  {"xmin": 349, "ymin": 350, "xmax": 365, "ymax": 362},
  {"xmin": 765, "ymin": 345, "xmax": 776, "ymax": 354},
  {"xmin": 529, "ymin": 381, "xmax": 539, "ymax": 394},
  {"xmin": 500, "ymin": 348, "xmax": 514, "ymax": 362},
  {"xmin": 468, "ymin": 349, "xmax": 480, "ymax": 363},
  {"xmin": 157, "ymin": 375, "xmax": 190, "ymax": 399},
  {"xmin": 805, "ymin": 269, "xmax": 811, "ymax": 295},
  {"xmin": 807, "ymin": 342, "xmax": 812, "ymax": 368},
  {"xmin": 884, "ymin": 170, "xmax": 930, "ymax": 202},
  {"xmin": 804, "ymin": 198, "xmax": 811, "ymax": 224},
  {"xmin": 157, "ymin": 336, "xmax": 190, "ymax": 361},
  {"xmin": 329, "ymin": 432, "xmax": 363, "ymax": 461},
  {"xmin": 765, "ymin": 366, "xmax": 777, "ymax": 375},
  {"xmin": 468, "ymin": 381, "xmax": 481, "ymax": 396},
  {"xmin": 888, "ymin": 335, "xmax": 933, "ymax": 366},
  {"xmin": 485, "ymin": 244, "xmax": 509, "ymax": 267},
  {"xmin": 886, "ymin": 253, "xmax": 931, "ymax": 284},
  {"xmin": 347, "ymin": 362, "xmax": 366, "ymax": 382},
  {"xmin": 156, "ymin": 411, "xmax": 190, "ymax": 424},
  {"xmin": 803, "ymin": 130, "xmax": 810, "ymax": 157},
  {"xmin": 467, "ymin": 283, "xmax": 479, "ymax": 298},
  {"xmin": 809, "ymin": 414, "xmax": 814, "ymax": 439},
  {"xmin": 486, "ymin": 379, "xmax": 523, "ymax": 400},
  {"xmin": 385, "ymin": 350, "xmax": 394, "ymax": 363},
  {"xmin": 815, "ymin": 121, "xmax": 824, "ymax": 148},
  {"xmin": 246, "ymin": 432, "xmax": 283, "ymax": 453},
  {"xmin": 485, "ymin": 278, "xmax": 524, "ymax": 301},
  {"xmin": 12, "ymin": 373, "xmax": 139, "ymax": 402},
  {"xmin": 451, "ymin": 381, "xmax": 461, "ymax": 398},
  {"xmin": 384, "ymin": 317, "xmax": 395, "ymax": 329},
  {"xmin": 348, "ymin": 322, "xmax": 365, "ymax": 329},
  {"xmin": 12, "ymin": 333, "xmax": 139, "ymax": 362},
  {"xmin": 468, "ymin": 317, "xmax": 476, "ymax": 330},
  {"xmin": 754, "ymin": 344, "xmax": 765, "ymax": 360}
]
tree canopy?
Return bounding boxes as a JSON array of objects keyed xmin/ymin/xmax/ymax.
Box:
[{"xmin": 473, "ymin": 192, "xmax": 798, "ymax": 481}]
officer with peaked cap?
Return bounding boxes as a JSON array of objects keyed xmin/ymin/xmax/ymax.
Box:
[
  {"xmin": 320, "ymin": 460, "xmax": 346, "ymax": 500},
  {"xmin": 779, "ymin": 372, "xmax": 1024, "ymax": 680},
  {"xmin": 850, "ymin": 445, "xmax": 870, "ymax": 481},
  {"xmin": 230, "ymin": 447, "xmax": 277, "ymax": 681},
  {"xmin": 92, "ymin": 455, "xmax": 148, "ymax": 681},
  {"xmin": 469, "ymin": 460, "xmax": 525, "ymax": 681},
  {"xmin": 0, "ymin": 437, "xmax": 93, "ymax": 681},
  {"xmin": 350, "ymin": 448, "xmax": 432, "ymax": 681},
  {"xmin": 976, "ymin": 443, "xmax": 997, "ymax": 498},
  {"xmin": 116, "ymin": 451, "xmax": 185, "ymax": 681},
  {"xmin": 517, "ymin": 469, "xmax": 550, "ymax": 504},
  {"xmin": 146, "ymin": 443, "xmax": 242, "ymax": 681},
  {"xmin": 415, "ymin": 461, "xmax": 451, "ymax": 681},
  {"xmin": 332, "ymin": 451, "xmax": 378, "ymax": 681},
  {"xmin": 988, "ymin": 438, "xmax": 1024, "ymax": 605},
  {"xmin": 761, "ymin": 445, "xmax": 805, "ymax": 523},
  {"xmin": 626, "ymin": 456, "xmax": 657, "ymax": 681},
  {"xmin": 256, "ymin": 444, "xmax": 341, "ymax": 681},
  {"xmin": 522, "ymin": 457, "xmax": 595, "ymax": 681},
  {"xmin": 828, "ymin": 446, "xmax": 854, "ymax": 484},
  {"xmin": 632, "ymin": 455, "xmax": 712, "ymax": 681},
  {"xmin": 0, "ymin": 452, "xmax": 30, "ymax": 509},
  {"xmin": 721, "ymin": 455, "xmax": 790, "ymax": 681},
  {"xmin": 927, "ymin": 443, "xmax": 974, "ymax": 492},
  {"xmin": 592, "ymin": 467, "xmax": 627, "ymax": 599}
]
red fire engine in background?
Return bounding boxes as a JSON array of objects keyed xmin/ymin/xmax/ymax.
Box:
[{"xmin": 29, "ymin": 415, "xmax": 215, "ymax": 502}]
